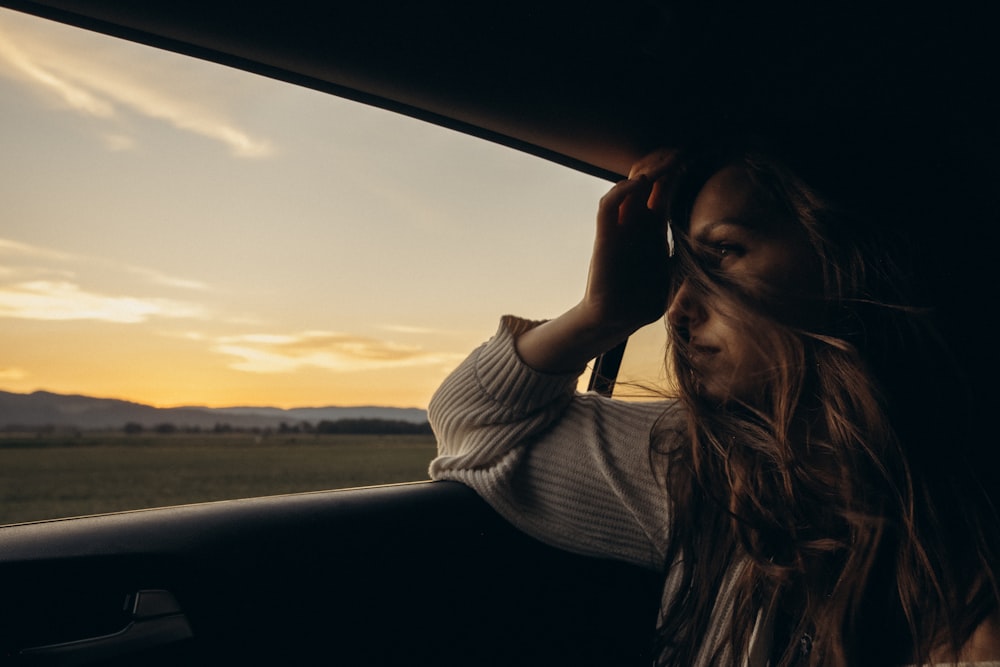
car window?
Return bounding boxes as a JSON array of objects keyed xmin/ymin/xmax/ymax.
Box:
[
  {"xmin": 613, "ymin": 320, "xmax": 674, "ymax": 402},
  {"xmin": 0, "ymin": 8, "xmax": 610, "ymax": 525}
]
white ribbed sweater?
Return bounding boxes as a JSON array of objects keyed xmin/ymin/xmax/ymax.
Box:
[
  {"xmin": 427, "ymin": 316, "xmax": 998, "ymax": 667},
  {"xmin": 429, "ymin": 316, "xmax": 674, "ymax": 568},
  {"xmin": 428, "ymin": 316, "xmax": 766, "ymax": 665}
]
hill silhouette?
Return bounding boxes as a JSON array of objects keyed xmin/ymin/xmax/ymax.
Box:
[{"xmin": 0, "ymin": 390, "xmax": 427, "ymax": 431}]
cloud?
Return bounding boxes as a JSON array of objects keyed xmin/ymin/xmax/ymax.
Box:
[
  {"xmin": 124, "ymin": 267, "xmax": 208, "ymax": 291},
  {"xmin": 212, "ymin": 331, "xmax": 462, "ymax": 373},
  {"xmin": 103, "ymin": 133, "xmax": 136, "ymax": 152},
  {"xmin": 0, "ymin": 239, "xmax": 209, "ymax": 323},
  {"xmin": 0, "ymin": 30, "xmax": 114, "ymax": 117},
  {"xmin": 379, "ymin": 324, "xmax": 449, "ymax": 335},
  {"xmin": 0, "ymin": 367, "xmax": 27, "ymax": 380},
  {"xmin": 0, "ymin": 237, "xmax": 76, "ymax": 262},
  {"xmin": 1, "ymin": 237, "xmax": 207, "ymax": 291},
  {"xmin": 0, "ymin": 280, "xmax": 203, "ymax": 323},
  {"xmin": 0, "ymin": 17, "xmax": 272, "ymax": 157}
]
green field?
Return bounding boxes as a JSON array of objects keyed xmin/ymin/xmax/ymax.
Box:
[{"xmin": 0, "ymin": 432, "xmax": 437, "ymax": 525}]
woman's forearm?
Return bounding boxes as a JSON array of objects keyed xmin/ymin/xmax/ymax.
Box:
[{"xmin": 513, "ymin": 302, "xmax": 636, "ymax": 374}]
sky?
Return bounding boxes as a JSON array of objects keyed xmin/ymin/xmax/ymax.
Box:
[{"xmin": 0, "ymin": 7, "xmax": 631, "ymax": 409}]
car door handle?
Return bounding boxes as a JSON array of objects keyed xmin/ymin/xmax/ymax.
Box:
[{"xmin": 18, "ymin": 590, "xmax": 193, "ymax": 666}]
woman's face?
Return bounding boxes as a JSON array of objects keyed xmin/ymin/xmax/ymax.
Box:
[{"xmin": 666, "ymin": 163, "xmax": 819, "ymax": 403}]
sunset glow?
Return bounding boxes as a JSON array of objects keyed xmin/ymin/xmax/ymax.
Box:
[{"xmin": 0, "ymin": 7, "xmax": 611, "ymax": 409}]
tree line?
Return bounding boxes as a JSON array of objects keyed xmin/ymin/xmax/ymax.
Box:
[{"xmin": 122, "ymin": 418, "xmax": 432, "ymax": 436}]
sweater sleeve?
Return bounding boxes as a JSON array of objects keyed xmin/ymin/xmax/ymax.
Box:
[{"xmin": 428, "ymin": 315, "xmax": 684, "ymax": 571}]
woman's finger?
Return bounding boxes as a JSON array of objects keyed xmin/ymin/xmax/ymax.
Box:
[
  {"xmin": 619, "ymin": 178, "xmax": 662, "ymax": 226},
  {"xmin": 627, "ymin": 147, "xmax": 680, "ymax": 181},
  {"xmin": 627, "ymin": 148, "xmax": 685, "ymax": 213},
  {"xmin": 597, "ymin": 176, "xmax": 653, "ymax": 228}
]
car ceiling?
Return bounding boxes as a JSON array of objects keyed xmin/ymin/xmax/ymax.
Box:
[{"xmin": 1, "ymin": 0, "xmax": 996, "ymax": 181}]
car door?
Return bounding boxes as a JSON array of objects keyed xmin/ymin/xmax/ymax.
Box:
[{"xmin": 1, "ymin": 482, "xmax": 661, "ymax": 666}]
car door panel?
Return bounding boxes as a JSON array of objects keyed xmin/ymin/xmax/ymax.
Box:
[{"xmin": 1, "ymin": 481, "xmax": 661, "ymax": 666}]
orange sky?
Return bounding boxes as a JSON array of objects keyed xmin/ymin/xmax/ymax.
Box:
[{"xmin": 0, "ymin": 8, "xmax": 615, "ymax": 409}]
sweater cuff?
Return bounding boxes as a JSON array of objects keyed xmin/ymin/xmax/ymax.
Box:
[{"xmin": 473, "ymin": 315, "xmax": 587, "ymax": 410}]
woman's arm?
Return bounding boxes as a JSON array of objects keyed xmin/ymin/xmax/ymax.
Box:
[
  {"xmin": 515, "ymin": 149, "xmax": 680, "ymax": 373},
  {"xmin": 428, "ymin": 314, "xmax": 678, "ymax": 569},
  {"xmin": 427, "ymin": 148, "xmax": 685, "ymax": 569}
]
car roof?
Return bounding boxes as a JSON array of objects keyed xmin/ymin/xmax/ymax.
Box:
[{"xmin": 3, "ymin": 0, "xmax": 995, "ymax": 182}]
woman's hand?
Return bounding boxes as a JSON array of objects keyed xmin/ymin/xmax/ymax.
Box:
[
  {"xmin": 513, "ymin": 149, "xmax": 683, "ymax": 374},
  {"xmin": 583, "ymin": 150, "xmax": 679, "ymax": 333}
]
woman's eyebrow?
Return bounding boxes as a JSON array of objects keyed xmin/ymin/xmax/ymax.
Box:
[{"xmin": 692, "ymin": 217, "xmax": 758, "ymax": 240}]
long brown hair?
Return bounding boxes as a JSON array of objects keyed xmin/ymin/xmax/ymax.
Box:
[{"xmin": 652, "ymin": 139, "xmax": 1000, "ymax": 666}]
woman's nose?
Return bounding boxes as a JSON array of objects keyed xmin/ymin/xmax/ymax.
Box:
[{"xmin": 666, "ymin": 279, "xmax": 703, "ymax": 330}]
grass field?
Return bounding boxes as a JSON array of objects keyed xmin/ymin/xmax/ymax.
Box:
[{"xmin": 0, "ymin": 432, "xmax": 437, "ymax": 525}]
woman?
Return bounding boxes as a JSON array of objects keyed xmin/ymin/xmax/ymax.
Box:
[{"xmin": 428, "ymin": 138, "xmax": 1000, "ymax": 666}]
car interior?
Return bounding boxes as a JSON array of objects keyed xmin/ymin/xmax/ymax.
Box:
[{"xmin": 0, "ymin": 1, "xmax": 995, "ymax": 665}]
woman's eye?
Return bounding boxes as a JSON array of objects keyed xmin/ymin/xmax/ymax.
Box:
[
  {"xmin": 709, "ymin": 242, "xmax": 744, "ymax": 263},
  {"xmin": 686, "ymin": 236, "xmax": 747, "ymax": 269}
]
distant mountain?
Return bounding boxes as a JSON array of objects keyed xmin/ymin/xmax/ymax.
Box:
[{"xmin": 0, "ymin": 390, "xmax": 427, "ymax": 430}]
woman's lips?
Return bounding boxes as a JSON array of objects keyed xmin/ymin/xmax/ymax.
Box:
[
  {"xmin": 688, "ymin": 343, "xmax": 720, "ymax": 366},
  {"xmin": 690, "ymin": 342, "xmax": 719, "ymax": 357}
]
